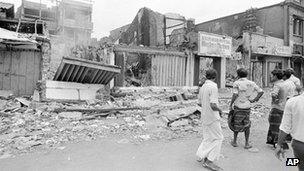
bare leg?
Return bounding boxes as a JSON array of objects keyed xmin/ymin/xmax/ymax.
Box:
[
  {"xmin": 231, "ymin": 132, "xmax": 238, "ymax": 147},
  {"xmin": 244, "ymin": 128, "xmax": 252, "ymax": 149}
]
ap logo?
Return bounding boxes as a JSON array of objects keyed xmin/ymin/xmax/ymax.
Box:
[{"xmin": 286, "ymin": 158, "xmax": 300, "ymax": 166}]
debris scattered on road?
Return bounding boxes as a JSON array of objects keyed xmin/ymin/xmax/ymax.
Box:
[{"xmin": 0, "ymin": 87, "xmax": 271, "ymax": 157}]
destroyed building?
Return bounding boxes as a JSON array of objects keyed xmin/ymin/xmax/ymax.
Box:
[
  {"xmin": 0, "ymin": 2, "xmax": 14, "ymax": 18},
  {"xmin": 17, "ymin": 0, "xmax": 93, "ymax": 45},
  {"xmin": 195, "ymin": 0, "xmax": 304, "ymax": 87}
]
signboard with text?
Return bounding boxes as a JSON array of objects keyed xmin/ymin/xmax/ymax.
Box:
[
  {"xmin": 198, "ymin": 32, "xmax": 232, "ymax": 58},
  {"xmin": 250, "ymin": 33, "xmax": 292, "ymax": 57}
]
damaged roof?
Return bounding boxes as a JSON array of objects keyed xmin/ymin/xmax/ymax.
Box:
[
  {"xmin": 0, "ymin": 28, "xmax": 37, "ymax": 45},
  {"xmin": 54, "ymin": 57, "xmax": 121, "ymax": 85}
]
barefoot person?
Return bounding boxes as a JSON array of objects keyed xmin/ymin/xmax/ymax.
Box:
[
  {"xmin": 196, "ymin": 69, "xmax": 224, "ymax": 171},
  {"xmin": 229, "ymin": 68, "xmax": 264, "ymax": 149},
  {"xmin": 275, "ymin": 92, "xmax": 304, "ymax": 171},
  {"xmin": 266, "ymin": 69, "xmax": 289, "ymax": 149}
]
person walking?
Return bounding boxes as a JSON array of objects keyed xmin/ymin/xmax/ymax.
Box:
[
  {"xmin": 266, "ymin": 69, "xmax": 289, "ymax": 149},
  {"xmin": 286, "ymin": 68, "xmax": 301, "ymax": 94},
  {"xmin": 196, "ymin": 69, "xmax": 224, "ymax": 171},
  {"xmin": 229, "ymin": 68, "xmax": 264, "ymax": 149},
  {"xmin": 283, "ymin": 69, "xmax": 297, "ymax": 99},
  {"xmin": 275, "ymin": 93, "xmax": 304, "ymax": 171}
]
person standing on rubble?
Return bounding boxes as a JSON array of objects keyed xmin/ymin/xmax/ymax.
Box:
[
  {"xmin": 196, "ymin": 69, "xmax": 224, "ymax": 171},
  {"xmin": 229, "ymin": 68, "xmax": 264, "ymax": 149}
]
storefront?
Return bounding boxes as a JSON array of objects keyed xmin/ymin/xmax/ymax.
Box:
[
  {"xmin": 243, "ymin": 32, "xmax": 292, "ymax": 87},
  {"xmin": 194, "ymin": 31, "xmax": 232, "ymax": 88}
]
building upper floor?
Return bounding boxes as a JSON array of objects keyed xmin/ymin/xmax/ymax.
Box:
[
  {"xmin": 195, "ymin": 0, "xmax": 304, "ymax": 57},
  {"xmin": 16, "ymin": 0, "xmax": 93, "ymax": 35}
]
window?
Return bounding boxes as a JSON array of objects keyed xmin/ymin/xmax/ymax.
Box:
[
  {"xmin": 293, "ymin": 44, "xmax": 303, "ymax": 55},
  {"xmin": 293, "ymin": 17, "xmax": 303, "ymax": 36}
]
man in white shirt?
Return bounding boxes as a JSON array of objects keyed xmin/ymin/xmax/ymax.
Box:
[
  {"xmin": 286, "ymin": 68, "xmax": 301, "ymax": 95},
  {"xmin": 229, "ymin": 68, "xmax": 264, "ymax": 149},
  {"xmin": 196, "ymin": 69, "xmax": 224, "ymax": 171},
  {"xmin": 275, "ymin": 93, "xmax": 304, "ymax": 171},
  {"xmin": 283, "ymin": 69, "xmax": 297, "ymax": 99}
]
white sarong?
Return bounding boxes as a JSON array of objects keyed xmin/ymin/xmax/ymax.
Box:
[{"xmin": 196, "ymin": 121, "xmax": 224, "ymax": 162}]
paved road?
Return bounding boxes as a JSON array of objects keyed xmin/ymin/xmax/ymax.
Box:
[
  {"xmin": 0, "ymin": 135, "xmax": 297, "ymax": 171},
  {"xmin": 0, "ymin": 107, "xmax": 298, "ymax": 171}
]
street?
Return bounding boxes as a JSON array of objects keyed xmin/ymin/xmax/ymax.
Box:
[{"xmin": 0, "ymin": 114, "xmax": 297, "ymax": 171}]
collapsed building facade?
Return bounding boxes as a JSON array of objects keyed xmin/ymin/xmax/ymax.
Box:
[{"xmin": 109, "ymin": 7, "xmax": 227, "ymax": 88}]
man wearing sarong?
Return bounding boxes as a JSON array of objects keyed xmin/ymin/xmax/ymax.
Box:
[
  {"xmin": 229, "ymin": 68, "xmax": 264, "ymax": 149},
  {"xmin": 266, "ymin": 69, "xmax": 289, "ymax": 149},
  {"xmin": 196, "ymin": 69, "xmax": 224, "ymax": 171}
]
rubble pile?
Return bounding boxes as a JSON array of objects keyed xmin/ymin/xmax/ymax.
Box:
[
  {"xmin": 70, "ymin": 44, "xmax": 112, "ymax": 64},
  {"xmin": 0, "ymin": 87, "xmax": 271, "ymax": 158},
  {"xmin": 0, "ymin": 87, "xmax": 201, "ymax": 157}
]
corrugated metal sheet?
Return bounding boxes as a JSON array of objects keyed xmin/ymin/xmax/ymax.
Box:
[
  {"xmin": 151, "ymin": 54, "xmax": 187, "ymax": 86},
  {"xmin": 54, "ymin": 57, "xmax": 121, "ymax": 85}
]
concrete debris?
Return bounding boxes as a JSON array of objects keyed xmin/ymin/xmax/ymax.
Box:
[
  {"xmin": 0, "ymin": 87, "xmax": 271, "ymax": 158},
  {"xmin": 59, "ymin": 112, "xmax": 83, "ymax": 119},
  {"xmin": 0, "ymin": 90, "xmax": 14, "ymax": 99},
  {"xmin": 16, "ymin": 98, "xmax": 31, "ymax": 107},
  {"xmin": 248, "ymin": 148, "xmax": 259, "ymax": 153}
]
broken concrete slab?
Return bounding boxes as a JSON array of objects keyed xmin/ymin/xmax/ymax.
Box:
[
  {"xmin": 160, "ymin": 106, "xmax": 201, "ymax": 123},
  {"xmin": 170, "ymin": 119, "xmax": 189, "ymax": 127},
  {"xmin": 44, "ymin": 80, "xmax": 106, "ymax": 101},
  {"xmin": 16, "ymin": 98, "xmax": 31, "ymax": 107}
]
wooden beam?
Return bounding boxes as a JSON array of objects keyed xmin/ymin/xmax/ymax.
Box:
[
  {"xmin": 65, "ymin": 65, "xmax": 75, "ymax": 81},
  {"xmin": 54, "ymin": 62, "xmax": 65, "ymax": 80},
  {"xmin": 90, "ymin": 69, "xmax": 99, "ymax": 83},
  {"xmin": 79, "ymin": 67, "xmax": 89, "ymax": 83},
  {"xmin": 75, "ymin": 66, "xmax": 85, "ymax": 82},
  {"xmin": 61, "ymin": 58, "xmax": 121, "ymax": 74},
  {"xmin": 92, "ymin": 70, "xmax": 102, "ymax": 83},
  {"xmin": 113, "ymin": 45, "xmax": 186, "ymax": 57},
  {"xmin": 70, "ymin": 65, "xmax": 80, "ymax": 81},
  {"xmin": 96, "ymin": 71, "xmax": 107, "ymax": 84},
  {"xmin": 53, "ymin": 107, "xmax": 148, "ymax": 113},
  {"xmin": 59, "ymin": 64, "xmax": 70, "ymax": 81}
]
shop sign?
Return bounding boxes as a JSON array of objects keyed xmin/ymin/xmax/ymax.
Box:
[{"xmin": 198, "ymin": 32, "xmax": 232, "ymax": 57}]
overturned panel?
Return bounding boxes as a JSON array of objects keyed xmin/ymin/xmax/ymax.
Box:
[{"xmin": 53, "ymin": 57, "xmax": 121, "ymax": 84}]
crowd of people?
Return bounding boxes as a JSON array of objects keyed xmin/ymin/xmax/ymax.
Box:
[{"xmin": 196, "ymin": 68, "xmax": 304, "ymax": 171}]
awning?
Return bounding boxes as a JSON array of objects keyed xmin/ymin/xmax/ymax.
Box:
[
  {"xmin": 54, "ymin": 57, "xmax": 121, "ymax": 85},
  {"xmin": 0, "ymin": 28, "xmax": 37, "ymax": 45}
]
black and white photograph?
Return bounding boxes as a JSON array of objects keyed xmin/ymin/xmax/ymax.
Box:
[{"xmin": 0, "ymin": 0, "xmax": 303, "ymax": 170}]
